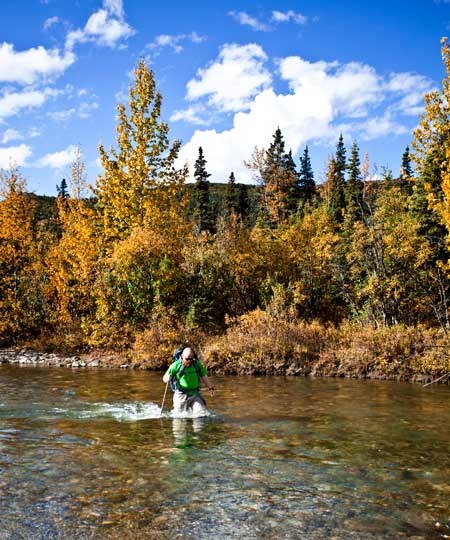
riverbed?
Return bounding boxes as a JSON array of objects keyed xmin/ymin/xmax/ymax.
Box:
[{"xmin": 0, "ymin": 366, "xmax": 449, "ymax": 539}]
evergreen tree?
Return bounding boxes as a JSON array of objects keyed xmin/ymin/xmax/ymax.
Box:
[
  {"xmin": 225, "ymin": 171, "xmax": 239, "ymax": 216},
  {"xmin": 56, "ymin": 178, "xmax": 69, "ymax": 199},
  {"xmin": 298, "ymin": 145, "xmax": 315, "ymax": 206},
  {"xmin": 327, "ymin": 134, "xmax": 347, "ymax": 223},
  {"xmin": 262, "ymin": 127, "xmax": 299, "ymax": 225},
  {"xmin": 284, "ymin": 149, "xmax": 301, "ymax": 213},
  {"xmin": 193, "ymin": 146, "xmax": 213, "ymax": 233},
  {"xmin": 345, "ymin": 141, "xmax": 363, "ymax": 221},
  {"xmin": 238, "ymin": 183, "xmax": 251, "ymax": 222},
  {"xmin": 400, "ymin": 145, "xmax": 414, "ymax": 180}
]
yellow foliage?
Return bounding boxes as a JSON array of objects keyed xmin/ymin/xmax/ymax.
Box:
[{"xmin": 0, "ymin": 168, "xmax": 39, "ymax": 337}]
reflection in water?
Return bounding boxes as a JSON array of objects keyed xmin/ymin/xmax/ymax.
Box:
[{"xmin": 0, "ymin": 366, "xmax": 449, "ymax": 539}]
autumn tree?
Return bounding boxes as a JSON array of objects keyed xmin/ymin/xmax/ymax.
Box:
[
  {"xmin": 45, "ymin": 147, "xmax": 98, "ymax": 331},
  {"xmin": 95, "ymin": 58, "xmax": 186, "ymax": 244},
  {"xmin": 411, "ymin": 38, "xmax": 450, "ymax": 251},
  {"xmin": 413, "ymin": 38, "xmax": 450, "ymax": 276},
  {"xmin": 90, "ymin": 59, "xmax": 189, "ymax": 344},
  {"xmin": 0, "ymin": 168, "xmax": 43, "ymax": 342}
]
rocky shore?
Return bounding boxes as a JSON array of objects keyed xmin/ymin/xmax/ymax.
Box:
[{"xmin": 0, "ymin": 349, "xmax": 130, "ymax": 369}]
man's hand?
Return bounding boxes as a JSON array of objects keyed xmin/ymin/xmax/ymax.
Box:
[{"xmin": 208, "ymin": 386, "xmax": 215, "ymax": 397}]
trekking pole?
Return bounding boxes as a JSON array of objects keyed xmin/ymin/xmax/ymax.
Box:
[{"xmin": 160, "ymin": 379, "xmax": 169, "ymax": 416}]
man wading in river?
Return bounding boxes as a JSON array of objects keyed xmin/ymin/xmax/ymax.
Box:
[{"xmin": 163, "ymin": 346, "xmax": 215, "ymax": 415}]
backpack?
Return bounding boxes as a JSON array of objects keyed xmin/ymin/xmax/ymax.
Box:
[{"xmin": 170, "ymin": 348, "xmax": 202, "ymax": 393}]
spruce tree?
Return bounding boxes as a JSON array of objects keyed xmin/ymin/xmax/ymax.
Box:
[
  {"xmin": 225, "ymin": 171, "xmax": 239, "ymax": 216},
  {"xmin": 238, "ymin": 183, "xmax": 251, "ymax": 223},
  {"xmin": 56, "ymin": 178, "xmax": 69, "ymax": 199},
  {"xmin": 284, "ymin": 149, "xmax": 301, "ymax": 213},
  {"xmin": 345, "ymin": 141, "xmax": 363, "ymax": 221},
  {"xmin": 262, "ymin": 127, "xmax": 299, "ymax": 225},
  {"xmin": 298, "ymin": 145, "xmax": 315, "ymax": 205},
  {"xmin": 400, "ymin": 145, "xmax": 413, "ymax": 180},
  {"xmin": 327, "ymin": 134, "xmax": 347, "ymax": 223},
  {"xmin": 193, "ymin": 146, "xmax": 213, "ymax": 233}
]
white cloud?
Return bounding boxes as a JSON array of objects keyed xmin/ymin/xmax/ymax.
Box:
[
  {"xmin": 36, "ymin": 144, "xmax": 78, "ymax": 169},
  {"xmin": 0, "ymin": 42, "xmax": 75, "ymax": 85},
  {"xmin": 78, "ymin": 101, "xmax": 99, "ymax": 118},
  {"xmin": 228, "ymin": 11, "xmax": 271, "ymax": 32},
  {"xmin": 279, "ymin": 56, "xmax": 383, "ymax": 118},
  {"xmin": 148, "ymin": 34, "xmax": 184, "ymax": 54},
  {"xmin": 185, "ymin": 43, "xmax": 271, "ymax": 113},
  {"xmin": 271, "ymin": 10, "xmax": 308, "ymax": 25},
  {"xmin": 384, "ymin": 72, "xmax": 434, "ymax": 115},
  {"xmin": 0, "ymin": 87, "xmax": 59, "ymax": 120},
  {"xmin": 47, "ymin": 100, "xmax": 98, "ymax": 122},
  {"xmin": 47, "ymin": 108, "xmax": 76, "ymax": 122},
  {"xmin": 147, "ymin": 32, "xmax": 206, "ymax": 54},
  {"xmin": 358, "ymin": 113, "xmax": 408, "ymax": 140},
  {"xmin": 43, "ymin": 16, "xmax": 60, "ymax": 30},
  {"xmin": 103, "ymin": 0, "xmax": 124, "ymax": 19},
  {"xmin": 65, "ymin": 0, "xmax": 134, "ymax": 50},
  {"xmin": 170, "ymin": 105, "xmax": 211, "ymax": 125},
  {"xmin": 1, "ymin": 128, "xmax": 22, "ymax": 144},
  {"xmin": 176, "ymin": 48, "xmax": 431, "ymax": 183},
  {"xmin": 28, "ymin": 127, "xmax": 41, "ymax": 139},
  {"xmin": 0, "ymin": 143, "xmax": 32, "ymax": 168},
  {"xmin": 1, "ymin": 127, "xmax": 42, "ymax": 143}
]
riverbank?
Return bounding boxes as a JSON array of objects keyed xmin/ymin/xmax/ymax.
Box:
[
  {"xmin": 2, "ymin": 317, "xmax": 450, "ymax": 385},
  {"xmin": 0, "ymin": 350, "xmax": 129, "ymax": 369}
]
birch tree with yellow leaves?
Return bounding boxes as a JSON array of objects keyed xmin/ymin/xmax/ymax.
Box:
[
  {"xmin": 0, "ymin": 168, "xmax": 43, "ymax": 342},
  {"xmin": 45, "ymin": 147, "xmax": 98, "ymax": 331},
  {"xmin": 90, "ymin": 59, "xmax": 189, "ymax": 344}
]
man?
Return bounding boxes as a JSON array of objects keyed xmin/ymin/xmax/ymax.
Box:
[{"xmin": 163, "ymin": 346, "xmax": 215, "ymax": 415}]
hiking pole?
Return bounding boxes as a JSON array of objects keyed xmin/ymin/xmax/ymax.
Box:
[{"xmin": 160, "ymin": 379, "xmax": 169, "ymax": 416}]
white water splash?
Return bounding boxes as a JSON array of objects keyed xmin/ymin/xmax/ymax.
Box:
[
  {"xmin": 50, "ymin": 401, "xmax": 215, "ymax": 422},
  {"xmin": 75, "ymin": 401, "xmax": 163, "ymax": 421}
]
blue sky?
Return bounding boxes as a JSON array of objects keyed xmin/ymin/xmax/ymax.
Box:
[{"xmin": 0, "ymin": 0, "xmax": 449, "ymax": 194}]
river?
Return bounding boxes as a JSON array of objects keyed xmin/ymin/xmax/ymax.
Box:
[{"xmin": 0, "ymin": 366, "xmax": 449, "ymax": 539}]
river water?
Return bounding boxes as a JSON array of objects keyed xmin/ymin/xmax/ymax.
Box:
[{"xmin": 0, "ymin": 366, "xmax": 449, "ymax": 540}]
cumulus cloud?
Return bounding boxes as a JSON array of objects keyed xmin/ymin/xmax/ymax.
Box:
[
  {"xmin": 183, "ymin": 43, "xmax": 271, "ymax": 114},
  {"xmin": 36, "ymin": 144, "xmax": 78, "ymax": 169},
  {"xmin": 271, "ymin": 10, "xmax": 308, "ymax": 25},
  {"xmin": 176, "ymin": 48, "xmax": 432, "ymax": 183},
  {"xmin": 228, "ymin": 11, "xmax": 271, "ymax": 32},
  {"xmin": 0, "ymin": 42, "xmax": 75, "ymax": 85},
  {"xmin": 0, "ymin": 87, "xmax": 59, "ymax": 120},
  {"xmin": 65, "ymin": 0, "xmax": 134, "ymax": 50},
  {"xmin": 0, "ymin": 143, "xmax": 32, "ymax": 168},
  {"xmin": 147, "ymin": 31, "xmax": 206, "ymax": 54}
]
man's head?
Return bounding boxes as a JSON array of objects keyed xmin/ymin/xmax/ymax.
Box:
[{"xmin": 181, "ymin": 347, "xmax": 195, "ymax": 366}]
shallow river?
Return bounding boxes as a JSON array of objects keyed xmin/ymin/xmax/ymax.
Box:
[{"xmin": 0, "ymin": 366, "xmax": 449, "ymax": 539}]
